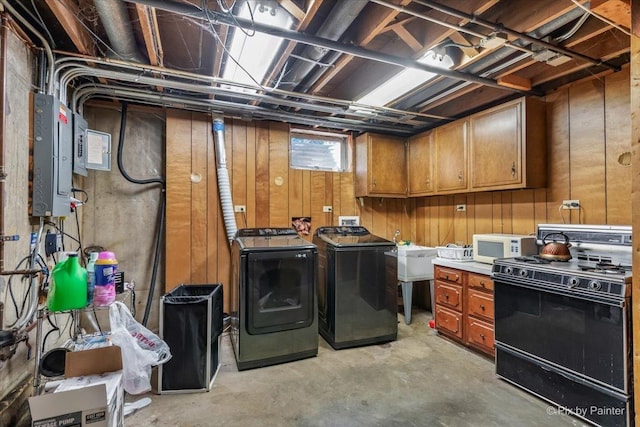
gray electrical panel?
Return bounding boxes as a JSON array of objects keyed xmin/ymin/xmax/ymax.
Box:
[
  {"xmin": 73, "ymin": 112, "xmax": 88, "ymax": 176},
  {"xmin": 32, "ymin": 93, "xmax": 72, "ymax": 217}
]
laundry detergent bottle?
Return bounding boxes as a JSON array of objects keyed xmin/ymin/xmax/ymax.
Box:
[
  {"xmin": 86, "ymin": 251, "xmax": 99, "ymax": 305},
  {"xmin": 93, "ymin": 251, "xmax": 118, "ymax": 306},
  {"xmin": 47, "ymin": 252, "xmax": 88, "ymax": 312}
]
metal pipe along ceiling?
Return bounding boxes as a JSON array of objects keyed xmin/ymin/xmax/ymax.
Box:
[
  {"xmin": 55, "ymin": 56, "xmax": 448, "ymax": 121},
  {"xmin": 120, "ymin": 0, "xmax": 542, "ymax": 97},
  {"xmin": 94, "ymin": 0, "xmax": 145, "ymax": 62},
  {"xmin": 72, "ymin": 84, "xmax": 423, "ymax": 134}
]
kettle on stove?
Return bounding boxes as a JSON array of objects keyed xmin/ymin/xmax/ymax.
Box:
[{"xmin": 539, "ymin": 232, "xmax": 572, "ymax": 261}]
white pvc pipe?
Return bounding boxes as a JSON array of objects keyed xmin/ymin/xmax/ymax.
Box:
[{"xmin": 212, "ymin": 118, "xmax": 237, "ymax": 244}]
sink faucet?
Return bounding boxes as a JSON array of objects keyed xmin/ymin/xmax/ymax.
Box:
[{"xmin": 393, "ymin": 229, "xmax": 401, "ymax": 244}]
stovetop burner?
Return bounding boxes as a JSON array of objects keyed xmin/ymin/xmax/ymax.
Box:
[{"xmin": 578, "ymin": 262, "xmax": 630, "ymax": 275}]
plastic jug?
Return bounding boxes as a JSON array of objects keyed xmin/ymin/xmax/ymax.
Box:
[
  {"xmin": 86, "ymin": 252, "xmax": 99, "ymax": 305},
  {"xmin": 47, "ymin": 253, "xmax": 88, "ymax": 312},
  {"xmin": 94, "ymin": 251, "xmax": 118, "ymax": 306}
]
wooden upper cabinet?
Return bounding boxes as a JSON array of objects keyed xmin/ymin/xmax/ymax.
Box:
[
  {"xmin": 435, "ymin": 119, "xmax": 468, "ymax": 193},
  {"xmin": 355, "ymin": 133, "xmax": 407, "ymax": 197},
  {"xmin": 407, "ymin": 131, "xmax": 434, "ymax": 196},
  {"xmin": 470, "ymin": 97, "xmax": 546, "ymax": 191}
]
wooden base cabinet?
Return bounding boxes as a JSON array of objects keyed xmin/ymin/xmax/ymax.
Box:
[{"xmin": 434, "ymin": 266, "xmax": 495, "ymax": 357}]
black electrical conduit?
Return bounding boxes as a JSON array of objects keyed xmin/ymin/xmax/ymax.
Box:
[
  {"xmin": 121, "ymin": 0, "xmax": 543, "ymax": 97},
  {"xmin": 117, "ymin": 102, "xmax": 165, "ymax": 326}
]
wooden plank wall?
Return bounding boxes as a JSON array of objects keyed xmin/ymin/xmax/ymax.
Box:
[{"xmin": 166, "ymin": 68, "xmax": 632, "ymax": 312}]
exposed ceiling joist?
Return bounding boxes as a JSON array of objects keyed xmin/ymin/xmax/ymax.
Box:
[{"xmin": 44, "ymin": 0, "xmax": 94, "ymax": 55}]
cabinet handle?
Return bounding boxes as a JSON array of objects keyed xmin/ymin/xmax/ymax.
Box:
[
  {"xmin": 444, "ymin": 293, "xmax": 449, "ymax": 300},
  {"xmin": 373, "ymin": 178, "xmax": 377, "ymax": 187},
  {"xmin": 511, "ymin": 161, "xmax": 517, "ymax": 177},
  {"xmin": 426, "ymin": 177, "xmax": 430, "ymax": 185},
  {"xmin": 479, "ymin": 281, "xmax": 485, "ymax": 287},
  {"xmin": 444, "ymin": 274, "xmax": 449, "ymax": 280},
  {"xmin": 480, "ymin": 304, "xmax": 485, "ymax": 310},
  {"xmin": 480, "ymin": 333, "xmax": 485, "ymax": 340},
  {"xmin": 458, "ymin": 172, "xmax": 463, "ymax": 182}
]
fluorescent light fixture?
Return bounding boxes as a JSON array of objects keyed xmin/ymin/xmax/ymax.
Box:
[
  {"xmin": 356, "ymin": 51, "xmax": 454, "ymax": 107},
  {"xmin": 221, "ymin": 1, "xmax": 293, "ymax": 93}
]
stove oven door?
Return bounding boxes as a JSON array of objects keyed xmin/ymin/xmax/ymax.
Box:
[{"xmin": 494, "ymin": 280, "xmax": 630, "ymax": 393}]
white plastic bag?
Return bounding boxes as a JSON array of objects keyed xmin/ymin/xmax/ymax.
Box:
[{"xmin": 109, "ymin": 301, "xmax": 171, "ymax": 394}]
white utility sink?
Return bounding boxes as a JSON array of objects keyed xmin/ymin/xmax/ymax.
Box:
[
  {"xmin": 395, "ymin": 245, "xmax": 437, "ymax": 282},
  {"xmin": 390, "ymin": 245, "xmax": 438, "ymax": 326}
]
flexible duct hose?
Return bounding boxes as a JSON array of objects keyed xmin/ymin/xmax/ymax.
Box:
[{"xmin": 212, "ymin": 119, "xmax": 237, "ymax": 244}]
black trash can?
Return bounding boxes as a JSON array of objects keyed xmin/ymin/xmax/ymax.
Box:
[{"xmin": 157, "ymin": 284, "xmax": 223, "ymax": 393}]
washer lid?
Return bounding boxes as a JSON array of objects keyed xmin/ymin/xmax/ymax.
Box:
[
  {"xmin": 314, "ymin": 226, "xmax": 393, "ymax": 247},
  {"xmin": 235, "ymin": 228, "xmax": 315, "ymax": 250}
]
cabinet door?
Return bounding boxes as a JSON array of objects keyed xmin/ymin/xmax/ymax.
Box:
[
  {"xmin": 435, "ymin": 281, "xmax": 463, "ymax": 310},
  {"xmin": 435, "ymin": 305, "xmax": 463, "ymax": 340},
  {"xmin": 435, "ymin": 119, "xmax": 468, "ymax": 192},
  {"xmin": 355, "ymin": 133, "xmax": 406, "ymax": 197},
  {"xmin": 467, "ymin": 288, "xmax": 494, "ymax": 321},
  {"xmin": 466, "ymin": 317, "xmax": 495, "ymax": 356},
  {"xmin": 470, "ymin": 100, "xmax": 522, "ymax": 189},
  {"xmin": 368, "ymin": 134, "xmax": 406, "ymax": 196},
  {"xmin": 407, "ymin": 132, "xmax": 434, "ymax": 196}
]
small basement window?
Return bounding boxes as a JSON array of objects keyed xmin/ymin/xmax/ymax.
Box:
[{"xmin": 290, "ymin": 129, "xmax": 349, "ymax": 172}]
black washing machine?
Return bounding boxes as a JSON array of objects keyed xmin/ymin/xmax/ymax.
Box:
[
  {"xmin": 230, "ymin": 228, "xmax": 318, "ymax": 370},
  {"xmin": 313, "ymin": 226, "xmax": 397, "ymax": 349}
]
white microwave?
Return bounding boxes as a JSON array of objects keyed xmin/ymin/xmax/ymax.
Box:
[{"xmin": 472, "ymin": 234, "xmax": 538, "ymax": 264}]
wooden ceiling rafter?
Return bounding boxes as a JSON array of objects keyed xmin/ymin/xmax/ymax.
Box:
[
  {"xmin": 135, "ymin": 4, "xmax": 163, "ymax": 66},
  {"xmin": 276, "ymin": 0, "xmax": 306, "ymax": 22},
  {"xmin": 44, "ymin": 0, "xmax": 95, "ymax": 55},
  {"xmin": 135, "ymin": 4, "xmax": 164, "ymax": 91},
  {"xmin": 392, "ymin": 23, "xmax": 424, "ymax": 53}
]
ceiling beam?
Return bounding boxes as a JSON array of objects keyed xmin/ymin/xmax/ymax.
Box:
[
  {"xmin": 392, "ymin": 23, "xmax": 424, "ymax": 53},
  {"xmin": 44, "ymin": 0, "xmax": 94, "ymax": 55},
  {"xmin": 277, "ymin": 0, "xmax": 306, "ymax": 22},
  {"xmin": 135, "ymin": 4, "xmax": 163, "ymax": 66}
]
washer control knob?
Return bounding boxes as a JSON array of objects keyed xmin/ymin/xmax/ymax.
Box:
[
  {"xmin": 568, "ymin": 277, "xmax": 580, "ymax": 288},
  {"xmin": 519, "ymin": 269, "xmax": 528, "ymax": 277},
  {"xmin": 505, "ymin": 267, "xmax": 513, "ymax": 274},
  {"xmin": 588, "ymin": 280, "xmax": 602, "ymax": 291}
]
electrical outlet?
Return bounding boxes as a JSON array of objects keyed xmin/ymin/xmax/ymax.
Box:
[
  {"xmin": 456, "ymin": 204, "xmax": 466, "ymax": 212},
  {"xmin": 561, "ymin": 200, "xmax": 580, "ymax": 210},
  {"xmin": 323, "ymin": 206, "xmax": 333, "ymax": 213},
  {"xmin": 234, "ymin": 205, "xmax": 246, "ymax": 213}
]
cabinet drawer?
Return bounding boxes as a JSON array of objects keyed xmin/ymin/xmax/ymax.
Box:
[
  {"xmin": 467, "ymin": 288, "xmax": 494, "ymax": 321},
  {"xmin": 434, "ymin": 266, "xmax": 463, "ymax": 284},
  {"xmin": 435, "ymin": 305, "xmax": 463, "ymax": 340},
  {"xmin": 466, "ymin": 317, "xmax": 494, "ymax": 355},
  {"xmin": 468, "ymin": 273, "xmax": 493, "ymax": 291},
  {"xmin": 435, "ymin": 281, "xmax": 463, "ymax": 310}
]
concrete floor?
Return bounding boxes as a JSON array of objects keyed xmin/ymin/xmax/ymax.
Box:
[{"xmin": 127, "ymin": 310, "xmax": 586, "ymax": 427}]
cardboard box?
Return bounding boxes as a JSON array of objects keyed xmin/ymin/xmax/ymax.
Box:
[{"xmin": 29, "ymin": 346, "xmax": 124, "ymax": 427}]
